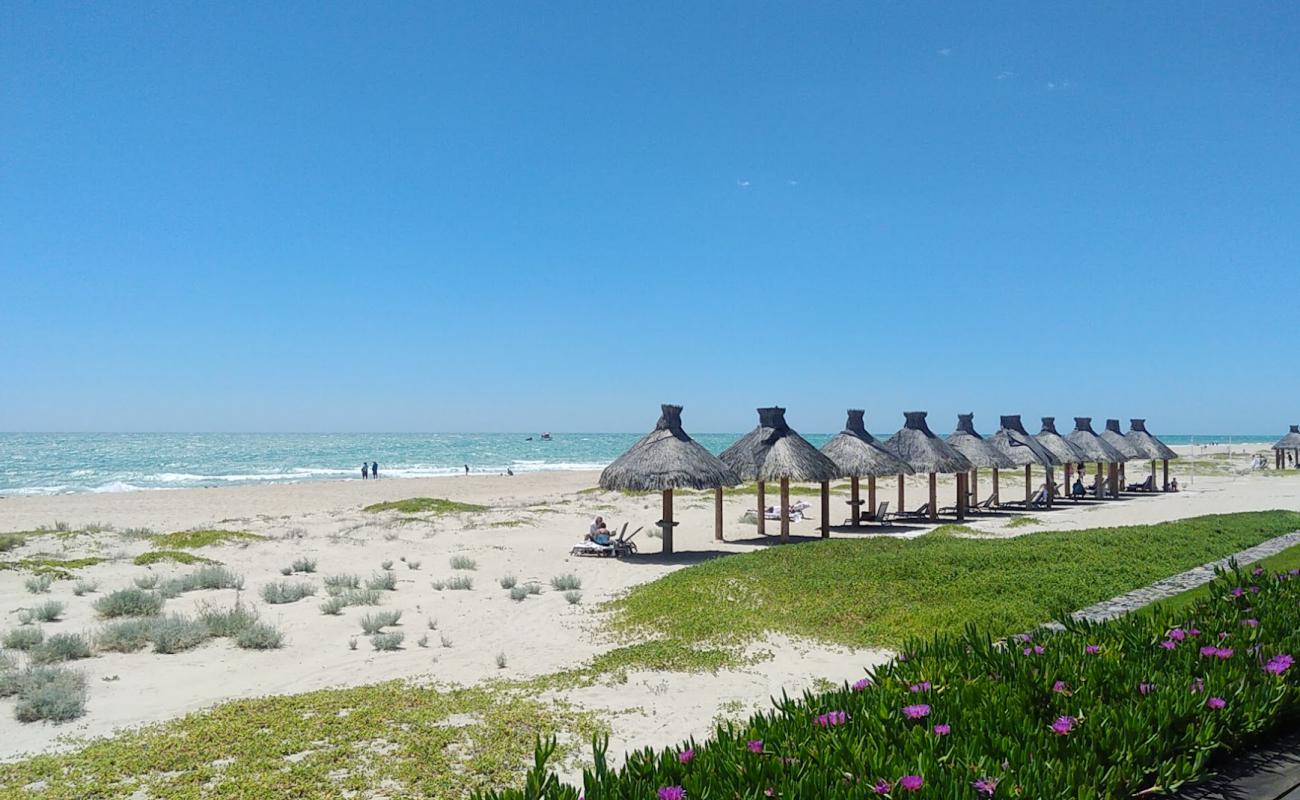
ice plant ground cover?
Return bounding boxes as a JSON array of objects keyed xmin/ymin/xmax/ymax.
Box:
[
  {"xmin": 481, "ymin": 560, "xmax": 1300, "ymax": 799},
  {"xmin": 611, "ymin": 511, "xmax": 1300, "ymax": 648}
]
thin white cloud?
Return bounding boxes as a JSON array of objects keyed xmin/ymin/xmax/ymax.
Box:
[
  {"xmin": 736, "ymin": 179, "xmax": 751, "ymax": 188},
  {"xmin": 938, "ymin": 47, "xmax": 952, "ymax": 56},
  {"xmin": 996, "ymin": 70, "xmax": 1015, "ymax": 81},
  {"xmin": 1046, "ymin": 80, "xmax": 1071, "ymax": 90},
  {"xmin": 786, "ymin": 179, "xmax": 798, "ymax": 186}
]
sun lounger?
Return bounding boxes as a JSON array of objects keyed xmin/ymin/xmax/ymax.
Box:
[
  {"xmin": 897, "ymin": 502, "xmax": 930, "ymax": 519},
  {"xmin": 853, "ymin": 501, "xmax": 891, "ymax": 525},
  {"xmin": 570, "ymin": 525, "xmax": 640, "ymax": 558},
  {"xmin": 1126, "ymin": 475, "xmax": 1156, "ymax": 492}
]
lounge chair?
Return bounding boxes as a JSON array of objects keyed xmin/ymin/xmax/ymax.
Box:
[
  {"xmin": 854, "ymin": 501, "xmax": 891, "ymax": 524},
  {"xmin": 1126, "ymin": 475, "xmax": 1156, "ymax": 493},
  {"xmin": 570, "ymin": 524, "xmax": 640, "ymax": 558},
  {"xmin": 897, "ymin": 502, "xmax": 930, "ymax": 519}
]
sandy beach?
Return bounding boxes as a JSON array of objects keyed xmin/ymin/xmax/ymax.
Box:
[{"xmin": 2, "ymin": 443, "xmax": 1298, "ymax": 769}]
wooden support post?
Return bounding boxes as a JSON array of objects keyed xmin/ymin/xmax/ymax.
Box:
[
  {"xmin": 928, "ymin": 472, "xmax": 937, "ymax": 520},
  {"xmin": 956, "ymin": 472, "xmax": 967, "ymax": 520},
  {"xmin": 991, "ymin": 467, "xmax": 1000, "ymax": 505},
  {"xmin": 1024, "ymin": 464, "xmax": 1032, "ymax": 503},
  {"xmin": 779, "ymin": 478, "xmax": 791, "ymax": 542},
  {"xmin": 868, "ymin": 476, "xmax": 877, "ymax": 518},
  {"xmin": 898, "ymin": 474, "xmax": 905, "ymax": 515},
  {"xmin": 1151, "ymin": 459, "xmax": 1157, "ymax": 486},
  {"xmin": 1095, "ymin": 462, "xmax": 1104, "ymax": 499},
  {"xmin": 1046, "ymin": 466, "xmax": 1055, "ymax": 508},
  {"xmin": 1065, "ymin": 463, "xmax": 1072, "ymax": 498},
  {"xmin": 1162, "ymin": 459, "xmax": 1169, "ymax": 490},
  {"xmin": 714, "ymin": 487, "xmax": 723, "ymax": 542},
  {"xmin": 1109, "ymin": 463, "xmax": 1120, "ymax": 498},
  {"xmin": 850, "ymin": 476, "xmax": 861, "ymax": 529},
  {"xmin": 661, "ymin": 489, "xmax": 674, "ymax": 554},
  {"xmin": 757, "ymin": 481, "xmax": 766, "ymax": 535},
  {"xmin": 820, "ymin": 481, "xmax": 830, "ymax": 538}
]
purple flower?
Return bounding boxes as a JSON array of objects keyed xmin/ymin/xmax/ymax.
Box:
[
  {"xmin": 1218, "ymin": 631, "xmax": 1230, "ymax": 639},
  {"xmin": 873, "ymin": 779, "xmax": 891, "ymax": 794},
  {"xmin": 815, "ymin": 710, "xmax": 847, "ymax": 727},
  {"xmin": 973, "ymin": 777, "xmax": 1000, "ymax": 796},
  {"xmin": 1253, "ymin": 566, "xmax": 1265, "ymax": 576},
  {"xmin": 852, "ymin": 678, "xmax": 872, "ymax": 692},
  {"xmin": 678, "ymin": 749, "xmax": 694, "ymax": 764},
  {"xmin": 1189, "ymin": 627, "xmax": 1202, "ymax": 636},
  {"xmin": 1022, "ymin": 644, "xmax": 1045, "ymax": 656},
  {"xmin": 1206, "ymin": 696, "xmax": 1226, "ymax": 709},
  {"xmin": 658, "ymin": 788, "xmax": 686, "ymax": 800},
  {"xmin": 933, "ymin": 723, "xmax": 950, "ymax": 735},
  {"xmin": 902, "ymin": 704, "xmax": 931, "ymax": 719},
  {"xmin": 747, "ymin": 740, "xmax": 764, "ymax": 753},
  {"xmin": 1168, "ymin": 628, "xmax": 1186, "ymax": 641},
  {"xmin": 1216, "ymin": 648, "xmax": 1234, "ymax": 660},
  {"xmin": 1019, "ymin": 633, "xmax": 1033, "ymax": 642},
  {"xmin": 1160, "ymin": 639, "xmax": 1178, "ymax": 651},
  {"xmin": 1085, "ymin": 644, "xmax": 1100, "ymax": 654},
  {"xmin": 1243, "ymin": 618, "xmax": 1260, "ymax": 628},
  {"xmin": 1290, "ymin": 568, "xmax": 1300, "ymax": 577},
  {"xmin": 1052, "ymin": 680, "xmax": 1068, "ymax": 693},
  {"xmin": 1050, "ymin": 715, "xmax": 1076, "ymax": 735},
  {"xmin": 1250, "ymin": 585, "xmax": 1261, "ymax": 593},
  {"xmin": 1190, "ymin": 678, "xmax": 1204, "ymax": 693},
  {"xmin": 909, "ymin": 680, "xmax": 932, "ymax": 693},
  {"xmin": 1139, "ymin": 682, "xmax": 1154, "ymax": 695},
  {"xmin": 898, "ymin": 775, "xmax": 924, "ymax": 791},
  {"xmin": 1230, "ymin": 587, "xmax": 1245, "ymax": 597},
  {"xmin": 1265, "ymin": 654, "xmax": 1294, "ymax": 675},
  {"xmin": 1200, "ymin": 645, "xmax": 1219, "ymax": 657}
]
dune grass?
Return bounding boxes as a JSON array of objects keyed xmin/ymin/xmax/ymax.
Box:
[
  {"xmin": 132, "ymin": 550, "xmax": 218, "ymax": 566},
  {"xmin": 363, "ymin": 497, "xmax": 489, "ymax": 514},
  {"xmin": 610, "ymin": 510, "xmax": 1300, "ymax": 650},
  {"xmin": 149, "ymin": 530, "xmax": 265, "ymax": 549},
  {"xmin": 0, "ymin": 557, "xmax": 105, "ymax": 579},
  {"xmin": 0, "ymin": 682, "xmax": 600, "ymax": 798}
]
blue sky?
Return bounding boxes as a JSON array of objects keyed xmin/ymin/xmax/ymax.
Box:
[{"xmin": 2, "ymin": 2, "xmax": 1298, "ymax": 434}]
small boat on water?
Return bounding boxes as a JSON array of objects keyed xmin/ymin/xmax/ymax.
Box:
[{"xmin": 541, "ymin": 432, "xmax": 552, "ymax": 441}]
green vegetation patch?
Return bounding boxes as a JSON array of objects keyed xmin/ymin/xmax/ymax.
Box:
[
  {"xmin": 0, "ymin": 557, "xmax": 106, "ymax": 579},
  {"xmin": 149, "ymin": 530, "xmax": 265, "ymax": 549},
  {"xmin": 132, "ymin": 550, "xmax": 220, "ymax": 566},
  {"xmin": 611, "ymin": 511, "xmax": 1300, "ymax": 649},
  {"xmin": 1005, "ymin": 515, "xmax": 1041, "ymax": 528},
  {"xmin": 1139, "ymin": 538, "xmax": 1300, "ymax": 618},
  {"xmin": 0, "ymin": 682, "xmax": 600, "ymax": 799},
  {"xmin": 363, "ymin": 497, "xmax": 489, "ymax": 514}
]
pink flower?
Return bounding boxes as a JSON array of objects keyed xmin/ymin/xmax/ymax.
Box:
[
  {"xmin": 1160, "ymin": 639, "xmax": 1178, "ymax": 650},
  {"xmin": 932, "ymin": 723, "xmax": 950, "ymax": 735},
  {"xmin": 1085, "ymin": 644, "xmax": 1100, "ymax": 654},
  {"xmin": 1216, "ymin": 648, "xmax": 1234, "ymax": 659},
  {"xmin": 1206, "ymin": 696, "xmax": 1226, "ymax": 709},
  {"xmin": 852, "ymin": 678, "xmax": 872, "ymax": 692},
  {"xmin": 1252, "ymin": 566, "xmax": 1265, "ymax": 576},
  {"xmin": 815, "ymin": 710, "xmax": 847, "ymax": 727},
  {"xmin": 1022, "ymin": 644, "xmax": 1045, "ymax": 656},
  {"xmin": 872, "ymin": 779, "xmax": 891, "ymax": 794},
  {"xmin": 658, "ymin": 787, "xmax": 686, "ymax": 800},
  {"xmin": 909, "ymin": 680, "xmax": 932, "ymax": 693},
  {"xmin": 678, "ymin": 749, "xmax": 694, "ymax": 764},
  {"xmin": 1139, "ymin": 682, "xmax": 1154, "ymax": 695},
  {"xmin": 1200, "ymin": 645, "xmax": 1219, "ymax": 657},
  {"xmin": 1265, "ymin": 654, "xmax": 1294, "ymax": 675},
  {"xmin": 1050, "ymin": 715, "xmax": 1075, "ymax": 735},
  {"xmin": 973, "ymin": 777, "xmax": 999, "ymax": 796},
  {"xmin": 747, "ymin": 740, "xmax": 763, "ymax": 753},
  {"xmin": 898, "ymin": 775, "xmax": 924, "ymax": 791},
  {"xmin": 902, "ymin": 704, "xmax": 931, "ymax": 719},
  {"xmin": 1219, "ymin": 631, "xmax": 1230, "ymax": 640},
  {"xmin": 1230, "ymin": 587, "xmax": 1245, "ymax": 597},
  {"xmin": 1052, "ymin": 680, "xmax": 1068, "ymax": 693},
  {"xmin": 1242, "ymin": 618, "xmax": 1259, "ymax": 628},
  {"xmin": 1168, "ymin": 628, "xmax": 1187, "ymax": 640},
  {"xmin": 1189, "ymin": 628, "xmax": 1202, "ymax": 636},
  {"xmin": 1190, "ymin": 677, "xmax": 1204, "ymax": 693},
  {"xmin": 1250, "ymin": 585, "xmax": 1261, "ymax": 593}
]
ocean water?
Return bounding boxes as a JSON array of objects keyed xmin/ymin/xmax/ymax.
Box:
[{"xmin": 0, "ymin": 432, "xmax": 1272, "ymax": 497}]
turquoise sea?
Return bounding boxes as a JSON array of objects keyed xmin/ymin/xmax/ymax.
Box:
[{"xmin": 0, "ymin": 432, "xmax": 1273, "ymax": 496}]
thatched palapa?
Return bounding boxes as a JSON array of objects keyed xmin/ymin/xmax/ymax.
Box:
[
  {"xmin": 1067, "ymin": 417, "xmax": 1126, "ymax": 499},
  {"xmin": 946, "ymin": 414, "xmax": 1016, "ymax": 469},
  {"xmin": 821, "ymin": 410, "xmax": 912, "ymax": 528},
  {"xmin": 1035, "ymin": 418, "xmax": 1088, "ymax": 465},
  {"xmin": 719, "ymin": 407, "xmax": 841, "ymax": 542},
  {"xmin": 1100, "ymin": 419, "xmax": 1145, "ymax": 462},
  {"xmin": 885, "ymin": 412, "xmax": 974, "ymax": 521},
  {"xmin": 599, "ymin": 404, "xmax": 739, "ymax": 554},
  {"xmin": 1125, "ymin": 419, "xmax": 1178, "ymax": 461},
  {"xmin": 1273, "ymin": 426, "xmax": 1300, "ymax": 470},
  {"xmin": 989, "ymin": 415, "xmax": 1059, "ymax": 467}
]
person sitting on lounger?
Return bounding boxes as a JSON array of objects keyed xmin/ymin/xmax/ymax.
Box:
[
  {"xmin": 1071, "ymin": 477, "xmax": 1086, "ymax": 499},
  {"xmin": 587, "ymin": 517, "xmax": 613, "ymax": 545}
]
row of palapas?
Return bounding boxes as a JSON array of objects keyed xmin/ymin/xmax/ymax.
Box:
[
  {"xmin": 1272, "ymin": 426, "xmax": 1300, "ymax": 469},
  {"xmin": 598, "ymin": 405, "xmax": 1180, "ymax": 553}
]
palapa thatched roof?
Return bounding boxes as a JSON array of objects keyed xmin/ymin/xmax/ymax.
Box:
[
  {"xmin": 883, "ymin": 411, "xmax": 974, "ymax": 474},
  {"xmin": 945, "ymin": 414, "xmax": 1016, "ymax": 469},
  {"xmin": 988, "ymin": 415, "xmax": 1059, "ymax": 467},
  {"xmin": 1099, "ymin": 419, "xmax": 1146, "ymax": 462},
  {"xmin": 820, "ymin": 410, "xmax": 915, "ymax": 477},
  {"xmin": 719, "ymin": 406, "xmax": 842, "ymax": 483},
  {"xmin": 1066, "ymin": 417, "xmax": 1127, "ymax": 463},
  {"xmin": 1273, "ymin": 426, "xmax": 1300, "ymax": 451},
  {"xmin": 1126, "ymin": 419, "xmax": 1179, "ymax": 461},
  {"xmin": 599, "ymin": 404, "xmax": 740, "ymax": 491},
  {"xmin": 1035, "ymin": 417, "xmax": 1089, "ymax": 464}
]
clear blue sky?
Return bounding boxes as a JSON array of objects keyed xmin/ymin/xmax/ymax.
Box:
[{"xmin": 3, "ymin": 2, "xmax": 1298, "ymax": 434}]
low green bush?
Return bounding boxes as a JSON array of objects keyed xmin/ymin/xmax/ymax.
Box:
[
  {"xmin": 97, "ymin": 618, "xmax": 160, "ymax": 653},
  {"xmin": 550, "ymin": 574, "xmax": 581, "ymax": 592},
  {"xmin": 13, "ymin": 665, "xmax": 87, "ymax": 723},
  {"xmin": 360, "ymin": 610, "xmax": 401, "ymax": 635},
  {"xmin": 235, "ymin": 622, "xmax": 284, "ymax": 650},
  {"xmin": 197, "ymin": 602, "xmax": 259, "ymax": 638},
  {"xmin": 94, "ymin": 588, "xmax": 165, "ymax": 618},
  {"xmin": 150, "ymin": 615, "xmax": 211, "ymax": 654},
  {"xmin": 324, "ymin": 574, "xmax": 361, "ymax": 595},
  {"xmin": 30, "ymin": 633, "xmax": 93, "ymax": 664},
  {"xmin": 366, "ymin": 570, "xmax": 397, "ymax": 591},
  {"xmin": 370, "ymin": 631, "xmax": 404, "ymax": 651},
  {"xmin": 30, "ymin": 600, "xmax": 65, "ymax": 623},
  {"xmin": 3, "ymin": 627, "xmax": 44, "ymax": 651},
  {"xmin": 363, "ymin": 497, "xmax": 487, "ymax": 514},
  {"xmin": 260, "ymin": 581, "xmax": 315, "ymax": 604}
]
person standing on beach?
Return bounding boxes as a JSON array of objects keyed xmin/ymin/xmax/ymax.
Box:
[
  {"xmin": 372, "ymin": 461, "xmax": 379, "ymax": 479},
  {"xmin": 362, "ymin": 463, "xmax": 369, "ymax": 480},
  {"xmin": 464, "ymin": 464, "xmax": 469, "ymax": 476}
]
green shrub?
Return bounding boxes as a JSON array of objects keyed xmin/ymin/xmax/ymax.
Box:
[
  {"xmin": 320, "ymin": 596, "xmax": 345, "ymax": 615},
  {"xmin": 235, "ymin": 622, "xmax": 284, "ymax": 650},
  {"xmin": 341, "ymin": 588, "xmax": 382, "ymax": 606},
  {"xmin": 196, "ymin": 602, "xmax": 259, "ymax": 638},
  {"xmin": 260, "ymin": 581, "xmax": 315, "ymax": 604},
  {"xmin": 564, "ymin": 590, "xmax": 583, "ymax": 605},
  {"xmin": 133, "ymin": 550, "xmax": 217, "ymax": 567},
  {"xmin": 149, "ymin": 530, "xmax": 264, "ymax": 549},
  {"xmin": 157, "ymin": 579, "xmax": 187, "ymax": 599},
  {"xmin": 184, "ymin": 565, "xmax": 244, "ymax": 591},
  {"xmin": 550, "ymin": 574, "xmax": 581, "ymax": 591},
  {"xmin": 133, "ymin": 574, "xmax": 159, "ymax": 590},
  {"xmin": 324, "ymin": 574, "xmax": 361, "ymax": 595},
  {"xmin": 150, "ymin": 615, "xmax": 211, "ymax": 654},
  {"xmin": 449, "ymin": 555, "xmax": 477, "ymax": 571},
  {"xmin": 525, "ymin": 582, "xmax": 541, "ymax": 595},
  {"xmin": 0, "ymin": 652, "xmax": 19, "ymax": 697},
  {"xmin": 290, "ymin": 557, "xmax": 317, "ymax": 573},
  {"xmin": 24, "ymin": 575, "xmax": 52, "ymax": 594},
  {"xmin": 499, "ymin": 575, "xmax": 518, "ymax": 589},
  {"xmin": 3, "ymin": 627, "xmax": 44, "ymax": 651},
  {"xmin": 30, "ymin": 633, "xmax": 93, "ymax": 664},
  {"xmin": 14, "ymin": 665, "xmax": 87, "ymax": 723},
  {"xmin": 366, "ymin": 571, "xmax": 397, "ymax": 591},
  {"xmin": 362, "ymin": 497, "xmax": 487, "ymax": 514},
  {"xmin": 380, "ymin": 559, "xmax": 394, "ymax": 571},
  {"xmin": 97, "ymin": 618, "xmax": 160, "ymax": 653},
  {"xmin": 495, "ymin": 652, "xmax": 507, "ymax": 669},
  {"xmin": 430, "ymin": 579, "xmax": 446, "ymax": 591},
  {"xmin": 0, "ymin": 533, "xmax": 25, "ymax": 552},
  {"xmin": 370, "ymin": 632, "xmax": 404, "ymax": 651},
  {"xmin": 72, "ymin": 580, "xmax": 98, "ymax": 596},
  {"xmin": 30, "ymin": 600, "xmax": 65, "ymax": 623},
  {"xmin": 95, "ymin": 588, "xmax": 165, "ymax": 618},
  {"xmin": 359, "ymin": 610, "xmax": 401, "ymax": 635},
  {"xmin": 509, "ymin": 585, "xmax": 529, "ymax": 602},
  {"xmin": 406, "ymin": 559, "xmax": 421, "ymax": 570}
]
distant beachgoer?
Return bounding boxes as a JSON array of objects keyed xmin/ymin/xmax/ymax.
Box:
[
  {"xmin": 362, "ymin": 463, "xmax": 369, "ymax": 480},
  {"xmin": 506, "ymin": 467, "xmax": 514, "ymax": 476},
  {"xmin": 372, "ymin": 461, "xmax": 379, "ymax": 479},
  {"xmin": 1169, "ymin": 478, "xmax": 1180, "ymax": 492},
  {"xmin": 1071, "ymin": 477, "xmax": 1085, "ymax": 498},
  {"xmin": 589, "ymin": 516, "xmax": 604, "ymax": 538},
  {"xmin": 464, "ymin": 464, "xmax": 470, "ymax": 476}
]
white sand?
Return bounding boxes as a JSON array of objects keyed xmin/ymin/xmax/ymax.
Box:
[{"xmin": 1, "ymin": 446, "xmax": 1297, "ymax": 765}]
